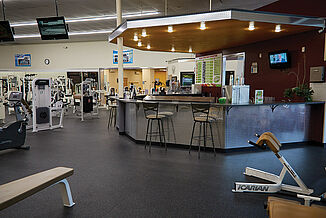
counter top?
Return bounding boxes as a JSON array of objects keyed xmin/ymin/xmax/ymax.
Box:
[{"xmin": 112, "ymin": 96, "xmax": 324, "ymax": 106}]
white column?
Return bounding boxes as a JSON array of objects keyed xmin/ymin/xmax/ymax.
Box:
[
  {"xmin": 164, "ymin": 0, "xmax": 168, "ymax": 16},
  {"xmin": 116, "ymin": 0, "xmax": 123, "ymax": 97}
]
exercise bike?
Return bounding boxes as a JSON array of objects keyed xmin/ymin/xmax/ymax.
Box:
[{"xmin": 0, "ymin": 91, "xmax": 29, "ymax": 151}]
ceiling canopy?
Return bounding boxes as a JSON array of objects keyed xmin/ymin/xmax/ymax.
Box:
[{"xmin": 109, "ymin": 9, "xmax": 325, "ymax": 53}]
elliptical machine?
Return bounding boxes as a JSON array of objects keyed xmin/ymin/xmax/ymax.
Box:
[{"xmin": 0, "ymin": 91, "xmax": 29, "ymax": 151}]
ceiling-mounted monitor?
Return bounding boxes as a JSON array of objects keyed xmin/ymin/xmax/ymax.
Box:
[
  {"xmin": 0, "ymin": 21, "xmax": 14, "ymax": 42},
  {"xmin": 269, "ymin": 50, "xmax": 291, "ymax": 69},
  {"xmin": 37, "ymin": 16, "xmax": 69, "ymax": 40}
]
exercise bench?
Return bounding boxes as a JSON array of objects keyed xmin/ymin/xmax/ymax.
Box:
[
  {"xmin": 233, "ymin": 132, "xmax": 313, "ymax": 195},
  {"xmin": 266, "ymin": 196, "xmax": 326, "ymax": 218},
  {"xmin": 0, "ymin": 167, "xmax": 75, "ymax": 211}
]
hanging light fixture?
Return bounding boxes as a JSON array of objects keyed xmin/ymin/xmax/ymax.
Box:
[
  {"xmin": 147, "ymin": 44, "xmax": 151, "ymax": 49},
  {"xmin": 171, "ymin": 46, "xmax": 175, "ymax": 52},
  {"xmin": 142, "ymin": 29, "xmax": 147, "ymax": 37},
  {"xmin": 275, "ymin": 24, "xmax": 281, "ymax": 32},
  {"xmin": 133, "ymin": 33, "xmax": 138, "ymax": 41},
  {"xmin": 200, "ymin": 21, "xmax": 206, "ymax": 30},
  {"xmin": 248, "ymin": 21, "xmax": 255, "ymax": 31},
  {"xmin": 189, "ymin": 46, "xmax": 193, "ymax": 53},
  {"xmin": 168, "ymin": 25, "xmax": 173, "ymax": 33},
  {"xmin": 138, "ymin": 41, "xmax": 142, "ymax": 47}
]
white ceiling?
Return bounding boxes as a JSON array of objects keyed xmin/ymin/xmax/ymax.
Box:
[{"xmin": 0, "ymin": 0, "xmax": 277, "ymax": 44}]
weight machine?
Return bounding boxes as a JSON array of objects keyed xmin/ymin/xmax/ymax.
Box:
[
  {"xmin": 80, "ymin": 78, "xmax": 99, "ymax": 121},
  {"xmin": 0, "ymin": 79, "xmax": 6, "ymax": 123},
  {"xmin": 31, "ymin": 78, "xmax": 64, "ymax": 132}
]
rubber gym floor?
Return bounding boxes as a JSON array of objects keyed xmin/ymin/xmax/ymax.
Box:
[{"xmin": 0, "ymin": 109, "xmax": 325, "ymax": 218}]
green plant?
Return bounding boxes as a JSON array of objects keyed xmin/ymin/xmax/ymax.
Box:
[
  {"xmin": 284, "ymin": 88, "xmax": 294, "ymax": 99},
  {"xmin": 283, "ymin": 53, "xmax": 314, "ymax": 102},
  {"xmin": 283, "ymin": 84, "xmax": 314, "ymax": 101}
]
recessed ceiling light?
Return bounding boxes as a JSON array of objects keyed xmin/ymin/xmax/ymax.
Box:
[
  {"xmin": 189, "ymin": 47, "xmax": 193, "ymax": 53},
  {"xmin": 147, "ymin": 44, "xmax": 151, "ymax": 49},
  {"xmin": 200, "ymin": 21, "xmax": 206, "ymax": 30},
  {"xmin": 142, "ymin": 29, "xmax": 147, "ymax": 37},
  {"xmin": 133, "ymin": 33, "xmax": 138, "ymax": 41},
  {"xmin": 138, "ymin": 41, "xmax": 142, "ymax": 47},
  {"xmin": 248, "ymin": 21, "xmax": 255, "ymax": 31},
  {"xmin": 275, "ymin": 24, "xmax": 281, "ymax": 32},
  {"xmin": 168, "ymin": 25, "xmax": 173, "ymax": 33},
  {"xmin": 171, "ymin": 46, "xmax": 175, "ymax": 52}
]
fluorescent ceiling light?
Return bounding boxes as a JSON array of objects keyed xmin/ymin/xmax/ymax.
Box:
[
  {"xmin": 11, "ymin": 11, "xmax": 160, "ymax": 27},
  {"xmin": 69, "ymin": 30, "xmax": 113, "ymax": 35},
  {"xmin": 14, "ymin": 29, "xmax": 113, "ymax": 39},
  {"xmin": 14, "ymin": 34, "xmax": 40, "ymax": 39}
]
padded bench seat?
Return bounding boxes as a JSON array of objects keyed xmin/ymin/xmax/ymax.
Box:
[
  {"xmin": 267, "ymin": 196, "xmax": 326, "ymax": 218},
  {"xmin": 0, "ymin": 167, "xmax": 75, "ymax": 211}
]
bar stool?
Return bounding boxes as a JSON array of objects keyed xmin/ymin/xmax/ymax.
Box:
[
  {"xmin": 143, "ymin": 102, "xmax": 167, "ymax": 152},
  {"xmin": 189, "ymin": 103, "xmax": 216, "ymax": 159},
  {"xmin": 158, "ymin": 105, "xmax": 177, "ymax": 144},
  {"xmin": 107, "ymin": 99, "xmax": 117, "ymax": 130}
]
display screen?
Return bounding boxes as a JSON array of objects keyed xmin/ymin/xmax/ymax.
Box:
[
  {"xmin": 181, "ymin": 72, "xmax": 195, "ymax": 87},
  {"xmin": 0, "ymin": 21, "xmax": 14, "ymax": 42},
  {"xmin": 268, "ymin": 50, "xmax": 291, "ymax": 69},
  {"xmin": 37, "ymin": 16, "xmax": 69, "ymax": 40},
  {"xmin": 269, "ymin": 52, "xmax": 288, "ymax": 64}
]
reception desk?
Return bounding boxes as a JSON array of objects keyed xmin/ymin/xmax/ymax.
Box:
[{"xmin": 115, "ymin": 98, "xmax": 324, "ymax": 150}]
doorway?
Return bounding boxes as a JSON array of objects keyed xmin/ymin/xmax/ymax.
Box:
[{"xmin": 222, "ymin": 52, "xmax": 245, "ymax": 85}]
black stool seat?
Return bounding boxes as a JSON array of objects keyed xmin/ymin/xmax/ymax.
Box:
[
  {"xmin": 143, "ymin": 102, "xmax": 167, "ymax": 152},
  {"xmin": 189, "ymin": 103, "xmax": 216, "ymax": 159},
  {"xmin": 107, "ymin": 100, "xmax": 117, "ymax": 130}
]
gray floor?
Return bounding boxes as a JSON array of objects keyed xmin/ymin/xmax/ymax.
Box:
[{"xmin": 0, "ymin": 109, "xmax": 325, "ymax": 218}]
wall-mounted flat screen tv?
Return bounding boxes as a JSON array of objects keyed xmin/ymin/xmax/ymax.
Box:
[
  {"xmin": 0, "ymin": 21, "xmax": 14, "ymax": 42},
  {"xmin": 37, "ymin": 16, "xmax": 69, "ymax": 40},
  {"xmin": 269, "ymin": 50, "xmax": 291, "ymax": 69},
  {"xmin": 180, "ymin": 72, "xmax": 195, "ymax": 87}
]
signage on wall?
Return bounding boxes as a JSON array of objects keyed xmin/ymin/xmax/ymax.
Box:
[
  {"xmin": 251, "ymin": 62, "xmax": 258, "ymax": 74},
  {"xmin": 15, "ymin": 54, "xmax": 31, "ymax": 67},
  {"xmin": 255, "ymin": 90, "xmax": 264, "ymax": 104},
  {"xmin": 195, "ymin": 53, "xmax": 222, "ymax": 85},
  {"xmin": 113, "ymin": 49, "xmax": 133, "ymax": 64}
]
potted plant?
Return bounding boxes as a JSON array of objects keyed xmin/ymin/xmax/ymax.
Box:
[
  {"xmin": 284, "ymin": 84, "xmax": 314, "ymax": 102},
  {"xmin": 283, "ymin": 53, "xmax": 314, "ymax": 102}
]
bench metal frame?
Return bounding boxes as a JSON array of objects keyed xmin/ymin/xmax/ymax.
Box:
[
  {"xmin": 232, "ymin": 132, "xmax": 313, "ymax": 195},
  {"xmin": 53, "ymin": 179, "xmax": 75, "ymax": 207},
  {"xmin": 233, "ymin": 152, "xmax": 313, "ymax": 195}
]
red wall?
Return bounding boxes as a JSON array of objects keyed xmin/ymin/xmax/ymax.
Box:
[
  {"xmin": 198, "ymin": 30, "xmax": 326, "ymax": 100},
  {"xmin": 257, "ymin": 0, "xmax": 326, "ymax": 17}
]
